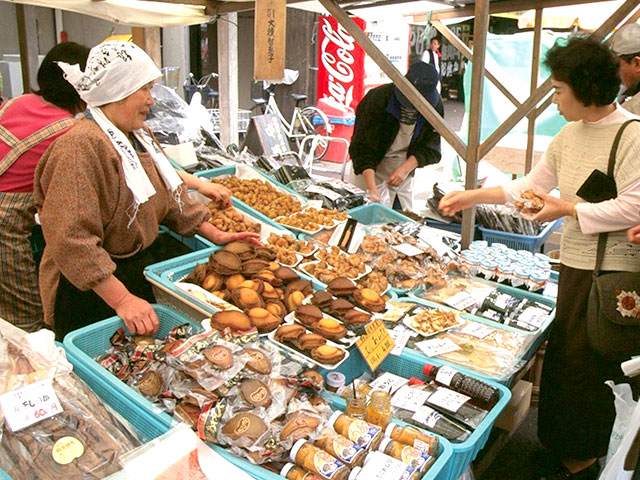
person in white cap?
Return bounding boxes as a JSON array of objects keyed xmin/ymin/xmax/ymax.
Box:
[
  {"xmin": 611, "ymin": 23, "xmax": 640, "ymax": 115},
  {"xmin": 33, "ymin": 41, "xmax": 260, "ymax": 340}
]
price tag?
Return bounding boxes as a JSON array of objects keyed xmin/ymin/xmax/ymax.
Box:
[
  {"xmin": 391, "ymin": 385, "xmax": 432, "ymax": 412},
  {"xmin": 427, "ymin": 387, "xmax": 470, "ymax": 413},
  {"xmin": 369, "ymin": 372, "xmax": 408, "ymax": 394},
  {"xmin": 389, "ymin": 330, "xmax": 411, "ymax": 355},
  {"xmin": 443, "ymin": 292, "xmax": 477, "ymax": 311},
  {"xmin": 0, "ymin": 379, "xmax": 63, "ymax": 432},
  {"xmin": 459, "ymin": 322, "xmax": 495, "ymax": 339},
  {"xmin": 356, "ymin": 319, "xmax": 395, "ymax": 371},
  {"xmin": 416, "ymin": 337, "xmax": 461, "ymax": 357},
  {"xmin": 517, "ymin": 306, "xmax": 549, "ymax": 329},
  {"xmin": 391, "ymin": 243, "xmax": 424, "ymax": 257},
  {"xmin": 412, "ymin": 405, "xmax": 443, "ymax": 429}
]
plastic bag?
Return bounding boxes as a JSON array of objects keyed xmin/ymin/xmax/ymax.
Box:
[{"xmin": 606, "ymin": 381, "xmax": 638, "ymax": 463}]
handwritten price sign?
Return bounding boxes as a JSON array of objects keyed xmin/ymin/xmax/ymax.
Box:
[
  {"xmin": 0, "ymin": 379, "xmax": 63, "ymax": 432},
  {"xmin": 356, "ymin": 319, "xmax": 395, "ymax": 371}
]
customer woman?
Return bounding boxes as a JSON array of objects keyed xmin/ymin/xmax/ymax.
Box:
[
  {"xmin": 0, "ymin": 42, "xmax": 90, "ymax": 332},
  {"xmin": 34, "ymin": 41, "xmax": 259, "ymax": 341},
  {"xmin": 440, "ymin": 36, "xmax": 640, "ymax": 480}
]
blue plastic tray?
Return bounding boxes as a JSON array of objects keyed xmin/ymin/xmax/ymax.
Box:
[
  {"xmin": 347, "ymin": 203, "xmax": 415, "ymax": 225},
  {"xmin": 63, "ymin": 305, "xmax": 452, "ymax": 480},
  {"xmin": 325, "ymin": 346, "xmax": 510, "ymax": 480},
  {"xmin": 479, "ymin": 218, "xmax": 562, "ymax": 253},
  {"xmin": 158, "ymin": 225, "xmax": 214, "ymax": 251}
]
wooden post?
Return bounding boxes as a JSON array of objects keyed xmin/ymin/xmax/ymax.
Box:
[
  {"xmin": 16, "ymin": 4, "xmax": 39, "ymax": 93},
  {"xmin": 218, "ymin": 13, "xmax": 239, "ymax": 147},
  {"xmin": 254, "ymin": 0, "xmax": 287, "ymax": 81},
  {"xmin": 131, "ymin": 27, "xmax": 162, "ymax": 67},
  {"xmin": 461, "ymin": 0, "xmax": 489, "ymax": 248},
  {"xmin": 317, "ymin": 0, "xmax": 467, "ymax": 159},
  {"xmin": 524, "ymin": 8, "xmax": 543, "ymax": 174}
]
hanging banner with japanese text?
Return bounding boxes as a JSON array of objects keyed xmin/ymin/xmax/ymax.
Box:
[
  {"xmin": 254, "ymin": 0, "xmax": 286, "ymax": 81},
  {"xmin": 317, "ymin": 15, "xmax": 366, "ymax": 111}
]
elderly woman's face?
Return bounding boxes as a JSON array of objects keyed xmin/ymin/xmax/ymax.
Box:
[
  {"xmin": 107, "ymin": 82, "xmax": 154, "ymax": 133},
  {"xmin": 551, "ymin": 76, "xmax": 584, "ymax": 122}
]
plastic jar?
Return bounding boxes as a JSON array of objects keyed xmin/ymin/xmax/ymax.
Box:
[
  {"xmin": 329, "ymin": 411, "xmax": 384, "ymax": 452},
  {"xmin": 378, "ymin": 438, "xmax": 434, "ymax": 475},
  {"xmin": 480, "ymin": 258, "xmax": 497, "ymax": 281},
  {"xmin": 512, "ymin": 266, "xmax": 530, "ymax": 288},
  {"xmin": 315, "ymin": 428, "xmax": 366, "ymax": 467},
  {"xmin": 496, "ymin": 262, "xmax": 514, "ymax": 284},
  {"xmin": 469, "ymin": 240, "xmax": 488, "ymax": 250},
  {"xmin": 281, "ymin": 462, "xmax": 324, "ymax": 480},
  {"xmin": 326, "ymin": 372, "xmax": 346, "ymax": 393},
  {"xmin": 290, "ymin": 439, "xmax": 350, "ymax": 480},
  {"xmin": 365, "ymin": 390, "xmax": 392, "ymax": 428},
  {"xmin": 384, "ymin": 423, "xmax": 439, "ymax": 455}
]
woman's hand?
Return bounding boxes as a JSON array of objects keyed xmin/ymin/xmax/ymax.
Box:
[
  {"xmin": 216, "ymin": 230, "xmax": 262, "ymax": 247},
  {"xmin": 387, "ymin": 165, "xmax": 410, "ymax": 187},
  {"xmin": 199, "ymin": 182, "xmax": 232, "ymax": 208},
  {"xmin": 367, "ymin": 187, "xmax": 382, "ymax": 204},
  {"xmin": 114, "ymin": 293, "xmax": 159, "ymax": 335},
  {"xmin": 439, "ymin": 190, "xmax": 478, "ymax": 216},
  {"xmin": 526, "ymin": 191, "xmax": 574, "ymax": 223},
  {"xmin": 627, "ymin": 225, "xmax": 640, "ymax": 244}
]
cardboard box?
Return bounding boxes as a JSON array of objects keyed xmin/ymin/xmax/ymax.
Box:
[{"xmin": 494, "ymin": 380, "xmax": 533, "ymax": 432}]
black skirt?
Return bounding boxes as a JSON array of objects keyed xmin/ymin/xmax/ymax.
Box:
[
  {"xmin": 538, "ymin": 264, "xmax": 639, "ymax": 460},
  {"xmin": 53, "ymin": 233, "xmax": 192, "ymax": 341}
]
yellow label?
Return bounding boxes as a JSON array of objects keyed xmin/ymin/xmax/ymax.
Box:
[
  {"xmin": 356, "ymin": 319, "xmax": 394, "ymax": 371},
  {"xmin": 52, "ymin": 436, "xmax": 84, "ymax": 465}
]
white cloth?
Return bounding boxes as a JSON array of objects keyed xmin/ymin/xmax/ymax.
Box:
[
  {"xmin": 88, "ymin": 106, "xmax": 183, "ymax": 224},
  {"xmin": 58, "ymin": 41, "xmax": 162, "ymax": 107}
]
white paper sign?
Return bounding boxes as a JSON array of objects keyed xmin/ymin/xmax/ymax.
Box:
[
  {"xmin": 391, "ymin": 385, "xmax": 432, "ymax": 412},
  {"xmin": 389, "ymin": 330, "xmax": 411, "ymax": 355},
  {"xmin": 391, "ymin": 243, "xmax": 424, "ymax": 257},
  {"xmin": 443, "ymin": 291, "xmax": 478, "ymax": 311},
  {"xmin": 369, "ymin": 372, "xmax": 409, "ymax": 394},
  {"xmin": 459, "ymin": 322, "xmax": 495, "ymax": 339},
  {"xmin": 412, "ymin": 405, "xmax": 443, "ymax": 429},
  {"xmin": 428, "ymin": 387, "xmax": 470, "ymax": 413},
  {"xmin": 517, "ymin": 307, "xmax": 549, "ymax": 329},
  {"xmin": 0, "ymin": 379, "xmax": 63, "ymax": 432},
  {"xmin": 358, "ymin": 451, "xmax": 410, "ymax": 480},
  {"xmin": 416, "ymin": 337, "xmax": 461, "ymax": 357}
]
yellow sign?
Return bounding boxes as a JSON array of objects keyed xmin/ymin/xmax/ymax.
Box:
[{"xmin": 356, "ymin": 319, "xmax": 395, "ymax": 371}]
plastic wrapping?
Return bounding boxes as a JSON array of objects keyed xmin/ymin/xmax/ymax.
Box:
[{"xmin": 148, "ymin": 84, "xmax": 207, "ymax": 146}]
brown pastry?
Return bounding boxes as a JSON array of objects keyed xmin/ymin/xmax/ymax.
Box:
[
  {"xmin": 310, "ymin": 345, "xmax": 346, "ymax": 365},
  {"xmin": 175, "ymin": 401, "xmax": 201, "ymax": 428},
  {"xmin": 242, "ymin": 258, "xmax": 270, "ymax": 276},
  {"xmin": 265, "ymin": 300, "xmax": 287, "ymax": 319},
  {"xmin": 211, "ymin": 310, "xmax": 252, "ymax": 331},
  {"xmin": 297, "ymin": 333, "xmax": 327, "ymax": 351},
  {"xmin": 222, "ymin": 412, "xmax": 268, "ymax": 441},
  {"xmin": 247, "ymin": 307, "xmax": 281, "ymax": 333},
  {"xmin": 301, "ymin": 370, "xmax": 325, "ymax": 389},
  {"xmin": 342, "ymin": 309, "xmax": 372, "ymax": 326},
  {"xmin": 261, "ymin": 282, "xmax": 279, "ymax": 300},
  {"xmin": 254, "ymin": 269, "xmax": 282, "ymax": 287},
  {"xmin": 268, "ymin": 261, "xmax": 280, "ymax": 272},
  {"xmin": 238, "ymin": 279, "xmax": 265, "ymax": 294},
  {"xmin": 311, "ymin": 290, "xmax": 333, "ymax": 309},
  {"xmin": 294, "ymin": 304, "xmax": 323, "ymax": 327},
  {"xmin": 240, "ymin": 378, "xmax": 272, "ymax": 408},
  {"xmin": 286, "ymin": 279, "xmax": 313, "ymax": 297},
  {"xmin": 274, "ymin": 324, "xmax": 306, "ymax": 343},
  {"xmin": 353, "ymin": 288, "xmax": 386, "ymax": 313},
  {"xmin": 209, "ymin": 250, "xmax": 242, "ymax": 275},
  {"xmin": 327, "ymin": 277, "xmax": 357, "ymax": 297},
  {"xmin": 313, "ymin": 317, "xmax": 347, "ymax": 341},
  {"xmin": 202, "ymin": 273, "xmax": 224, "ymax": 292},
  {"xmin": 285, "ymin": 290, "xmax": 306, "ymax": 313},
  {"xmin": 280, "ymin": 414, "xmax": 321, "ymax": 442},
  {"xmin": 255, "ymin": 247, "xmax": 277, "ymax": 261},
  {"xmin": 274, "ymin": 266, "xmax": 300, "ymax": 283},
  {"xmin": 137, "ymin": 370, "xmax": 163, "ymax": 397},
  {"xmin": 224, "ymin": 241, "xmax": 257, "ymax": 260},
  {"xmin": 211, "ymin": 290, "xmax": 229, "ymax": 301},
  {"xmin": 329, "ymin": 298, "xmax": 355, "ymax": 318},
  {"xmin": 225, "ymin": 274, "xmax": 246, "ymax": 290},
  {"xmin": 203, "ymin": 345, "xmax": 234, "ymax": 370},
  {"xmin": 231, "ymin": 287, "xmax": 264, "ymax": 310},
  {"xmin": 244, "ymin": 348, "xmax": 272, "ymax": 375}
]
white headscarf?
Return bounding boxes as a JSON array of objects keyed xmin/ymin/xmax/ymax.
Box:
[{"xmin": 58, "ymin": 41, "xmax": 183, "ymax": 225}]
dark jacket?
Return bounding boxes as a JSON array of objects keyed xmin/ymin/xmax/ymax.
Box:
[{"xmin": 349, "ymin": 83, "xmax": 444, "ymax": 175}]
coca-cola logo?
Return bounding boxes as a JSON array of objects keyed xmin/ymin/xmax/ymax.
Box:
[{"xmin": 320, "ymin": 17, "xmax": 357, "ymax": 108}]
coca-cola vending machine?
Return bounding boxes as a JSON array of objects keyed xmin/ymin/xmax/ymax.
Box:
[{"xmin": 316, "ymin": 15, "xmax": 366, "ymax": 162}]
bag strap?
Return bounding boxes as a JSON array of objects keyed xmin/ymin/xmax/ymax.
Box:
[{"xmin": 594, "ymin": 119, "xmax": 640, "ymax": 275}]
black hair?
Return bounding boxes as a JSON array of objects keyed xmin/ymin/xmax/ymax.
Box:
[
  {"xmin": 544, "ymin": 35, "xmax": 620, "ymax": 107},
  {"xmin": 620, "ymin": 52, "xmax": 640, "ymax": 63},
  {"xmin": 34, "ymin": 42, "xmax": 90, "ymax": 114}
]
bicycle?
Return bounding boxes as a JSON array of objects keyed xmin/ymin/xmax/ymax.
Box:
[{"xmin": 251, "ymin": 84, "xmax": 332, "ymax": 161}]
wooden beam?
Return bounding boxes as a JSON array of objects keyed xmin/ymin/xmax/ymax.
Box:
[
  {"xmin": 211, "ymin": 0, "xmax": 309, "ymax": 15},
  {"xmin": 316, "ymin": 0, "xmax": 467, "ymax": 160},
  {"xmin": 461, "ymin": 0, "xmax": 489, "ymax": 249},
  {"xmin": 137, "ymin": 0, "xmax": 214, "ymax": 6},
  {"xmin": 524, "ymin": 8, "xmax": 542, "ymax": 174},
  {"xmin": 218, "ymin": 13, "xmax": 239, "ymax": 146},
  {"xmin": 534, "ymin": 94, "xmax": 554, "ymax": 118},
  {"xmin": 479, "ymin": 0, "xmax": 639, "ymax": 160},
  {"xmin": 131, "ymin": 27, "xmax": 162, "ymax": 67},
  {"xmin": 432, "ymin": 20, "xmax": 521, "ymax": 108},
  {"xmin": 15, "ymin": 4, "xmax": 38, "ymax": 93}
]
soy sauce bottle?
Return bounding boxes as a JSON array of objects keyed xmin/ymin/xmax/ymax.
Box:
[{"xmin": 422, "ymin": 364, "xmax": 499, "ymax": 409}]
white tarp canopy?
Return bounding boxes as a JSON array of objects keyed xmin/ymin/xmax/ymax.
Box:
[{"xmin": 2, "ymin": 0, "xmax": 215, "ymax": 27}]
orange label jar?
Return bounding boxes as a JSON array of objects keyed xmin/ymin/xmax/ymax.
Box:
[
  {"xmin": 281, "ymin": 462, "xmax": 324, "ymax": 480},
  {"xmin": 385, "ymin": 423, "xmax": 439, "ymax": 456},
  {"xmin": 329, "ymin": 411, "xmax": 384, "ymax": 452},
  {"xmin": 315, "ymin": 428, "xmax": 366, "ymax": 467},
  {"xmin": 378, "ymin": 438, "xmax": 435, "ymax": 475},
  {"xmin": 290, "ymin": 439, "xmax": 350, "ymax": 480}
]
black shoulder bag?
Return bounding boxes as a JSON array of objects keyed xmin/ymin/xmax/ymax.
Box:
[{"xmin": 586, "ymin": 119, "xmax": 640, "ymax": 361}]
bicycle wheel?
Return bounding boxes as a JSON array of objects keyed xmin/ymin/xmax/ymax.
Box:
[{"xmin": 299, "ymin": 106, "xmax": 332, "ymax": 161}]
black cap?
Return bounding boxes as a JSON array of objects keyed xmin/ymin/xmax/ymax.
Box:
[{"xmin": 394, "ymin": 61, "xmax": 440, "ymax": 110}]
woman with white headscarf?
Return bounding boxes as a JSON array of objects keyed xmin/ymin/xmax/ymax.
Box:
[{"xmin": 34, "ymin": 41, "xmax": 260, "ymax": 340}]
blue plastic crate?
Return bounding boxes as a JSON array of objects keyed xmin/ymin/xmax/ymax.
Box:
[
  {"xmin": 347, "ymin": 203, "xmax": 415, "ymax": 225},
  {"xmin": 479, "ymin": 218, "xmax": 562, "ymax": 253},
  {"xmin": 158, "ymin": 225, "xmax": 214, "ymax": 251},
  {"xmin": 0, "ymin": 470, "xmax": 11, "ymax": 480},
  {"xmin": 326, "ymin": 347, "xmax": 510, "ymax": 480}
]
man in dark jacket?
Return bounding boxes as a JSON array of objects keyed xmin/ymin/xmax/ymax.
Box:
[{"xmin": 348, "ymin": 61, "xmax": 443, "ymax": 210}]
